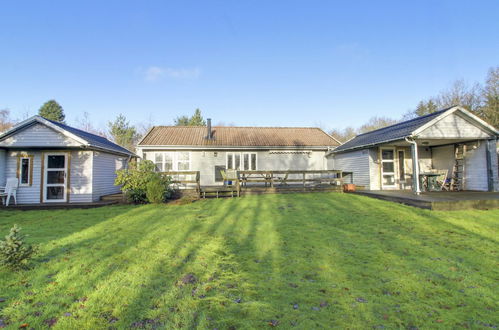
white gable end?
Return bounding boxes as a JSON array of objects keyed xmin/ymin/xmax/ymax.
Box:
[
  {"xmin": 417, "ymin": 112, "xmax": 493, "ymax": 139},
  {"xmin": 0, "ymin": 123, "xmax": 82, "ymax": 148}
]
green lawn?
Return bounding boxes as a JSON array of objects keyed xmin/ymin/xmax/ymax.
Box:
[{"xmin": 0, "ymin": 193, "xmax": 498, "ymax": 329}]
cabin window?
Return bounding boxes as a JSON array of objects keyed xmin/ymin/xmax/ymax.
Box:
[
  {"xmin": 18, "ymin": 156, "xmax": 32, "ymax": 186},
  {"xmin": 227, "ymin": 152, "xmax": 257, "ymax": 170},
  {"xmin": 177, "ymin": 152, "xmax": 190, "ymax": 170}
]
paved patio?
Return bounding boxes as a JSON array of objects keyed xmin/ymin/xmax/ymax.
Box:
[{"xmin": 355, "ymin": 190, "xmax": 499, "ymax": 210}]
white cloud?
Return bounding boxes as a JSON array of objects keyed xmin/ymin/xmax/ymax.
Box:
[{"xmin": 140, "ymin": 66, "xmax": 201, "ymax": 81}]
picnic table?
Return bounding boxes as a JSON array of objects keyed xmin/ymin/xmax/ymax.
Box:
[{"xmin": 419, "ymin": 172, "xmax": 440, "ymax": 192}]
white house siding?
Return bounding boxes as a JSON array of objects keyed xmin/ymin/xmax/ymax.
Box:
[
  {"xmin": 69, "ymin": 151, "xmax": 93, "ymax": 203},
  {"xmin": 0, "ymin": 123, "xmax": 80, "ymax": 148},
  {"xmin": 417, "ymin": 112, "xmax": 491, "ymax": 139},
  {"xmin": 331, "ymin": 150, "xmax": 370, "ymax": 187},
  {"xmin": 368, "ymin": 148, "xmax": 381, "ymax": 190},
  {"xmin": 140, "ymin": 149, "xmax": 328, "ymax": 186},
  {"xmin": 463, "ymin": 142, "xmax": 488, "ymax": 191},
  {"xmin": 5, "ymin": 150, "xmax": 42, "ymax": 204},
  {"xmin": 92, "ymin": 151, "xmax": 127, "ymax": 201},
  {"xmin": 0, "ymin": 149, "xmax": 6, "ymax": 186}
]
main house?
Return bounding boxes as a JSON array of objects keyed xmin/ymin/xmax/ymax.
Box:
[
  {"xmin": 329, "ymin": 106, "xmax": 499, "ymax": 193},
  {"xmin": 136, "ymin": 119, "xmax": 340, "ymax": 186},
  {"xmin": 0, "ymin": 116, "xmax": 135, "ymax": 204}
]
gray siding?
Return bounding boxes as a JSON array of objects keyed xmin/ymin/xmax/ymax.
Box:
[
  {"xmin": 69, "ymin": 151, "xmax": 93, "ymax": 203},
  {"xmin": 418, "ymin": 113, "xmax": 492, "ymax": 139},
  {"xmin": 0, "ymin": 123, "xmax": 80, "ymax": 148},
  {"xmin": 464, "ymin": 142, "xmax": 488, "ymax": 191},
  {"xmin": 92, "ymin": 151, "xmax": 127, "ymax": 201},
  {"xmin": 5, "ymin": 150, "xmax": 42, "ymax": 204},
  {"xmin": 0, "ymin": 150, "xmax": 5, "ymax": 186},
  {"xmin": 331, "ymin": 150, "xmax": 370, "ymax": 187}
]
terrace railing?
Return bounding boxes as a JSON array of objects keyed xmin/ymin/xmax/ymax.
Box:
[
  {"xmin": 237, "ymin": 170, "xmax": 344, "ymax": 188},
  {"xmin": 161, "ymin": 171, "xmax": 200, "ymax": 192}
]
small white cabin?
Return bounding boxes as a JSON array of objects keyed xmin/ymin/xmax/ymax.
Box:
[
  {"xmin": 328, "ymin": 106, "xmax": 499, "ymax": 193},
  {"xmin": 0, "ymin": 116, "xmax": 135, "ymax": 204}
]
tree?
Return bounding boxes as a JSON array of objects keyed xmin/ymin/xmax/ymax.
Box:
[
  {"xmin": 75, "ymin": 112, "xmax": 108, "ymax": 137},
  {"xmin": 358, "ymin": 116, "xmax": 399, "ymax": 134},
  {"xmin": 329, "ymin": 126, "xmax": 356, "ymax": 143},
  {"xmin": 174, "ymin": 108, "xmax": 206, "ymax": 126},
  {"xmin": 174, "ymin": 115, "xmax": 190, "ymax": 126},
  {"xmin": 188, "ymin": 108, "xmax": 206, "ymax": 126},
  {"xmin": 0, "ymin": 109, "xmax": 15, "ymax": 133},
  {"xmin": 406, "ymin": 76, "xmax": 485, "ymax": 119},
  {"xmin": 38, "ymin": 100, "xmax": 65, "ymax": 122},
  {"xmin": 330, "ymin": 116, "xmax": 398, "ymax": 143},
  {"xmin": 108, "ymin": 114, "xmax": 139, "ymax": 151},
  {"xmin": 479, "ymin": 66, "xmax": 499, "ymax": 127}
]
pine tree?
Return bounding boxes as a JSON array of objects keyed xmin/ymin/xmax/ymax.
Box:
[
  {"xmin": 38, "ymin": 100, "xmax": 65, "ymax": 122},
  {"xmin": 0, "ymin": 225, "xmax": 36, "ymax": 270}
]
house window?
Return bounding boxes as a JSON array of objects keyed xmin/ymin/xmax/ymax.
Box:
[
  {"xmin": 150, "ymin": 152, "xmax": 188, "ymax": 171},
  {"xmin": 227, "ymin": 152, "xmax": 257, "ymax": 170},
  {"xmin": 18, "ymin": 156, "xmax": 32, "ymax": 186},
  {"xmin": 177, "ymin": 152, "xmax": 190, "ymax": 170}
]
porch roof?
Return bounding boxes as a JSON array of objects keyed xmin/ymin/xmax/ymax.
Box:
[{"xmin": 333, "ymin": 106, "xmax": 498, "ymax": 153}]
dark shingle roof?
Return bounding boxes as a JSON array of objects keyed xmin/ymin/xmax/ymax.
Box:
[
  {"xmin": 139, "ymin": 126, "xmax": 339, "ymax": 147},
  {"xmin": 47, "ymin": 119, "xmax": 134, "ymax": 156},
  {"xmin": 333, "ymin": 108, "xmax": 451, "ymax": 153}
]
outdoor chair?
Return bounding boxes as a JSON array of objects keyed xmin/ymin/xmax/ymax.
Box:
[
  {"xmin": 0, "ymin": 178, "xmax": 19, "ymax": 206},
  {"xmin": 435, "ymin": 169, "xmax": 449, "ymax": 191}
]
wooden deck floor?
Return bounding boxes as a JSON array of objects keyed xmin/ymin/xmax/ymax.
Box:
[
  {"xmin": 200, "ymin": 184, "xmax": 342, "ymax": 198},
  {"xmin": 355, "ymin": 190, "xmax": 499, "ymax": 210}
]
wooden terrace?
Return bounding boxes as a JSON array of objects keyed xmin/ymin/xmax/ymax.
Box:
[{"xmin": 162, "ymin": 170, "xmax": 348, "ymax": 198}]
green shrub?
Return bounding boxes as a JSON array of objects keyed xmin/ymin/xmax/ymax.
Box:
[
  {"xmin": 115, "ymin": 160, "xmax": 173, "ymax": 203},
  {"xmin": 147, "ymin": 176, "xmax": 168, "ymax": 203},
  {"xmin": 0, "ymin": 225, "xmax": 36, "ymax": 270}
]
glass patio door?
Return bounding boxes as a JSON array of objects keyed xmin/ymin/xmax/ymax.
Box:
[
  {"xmin": 43, "ymin": 153, "xmax": 68, "ymax": 202},
  {"xmin": 381, "ymin": 148, "xmax": 396, "ymax": 189}
]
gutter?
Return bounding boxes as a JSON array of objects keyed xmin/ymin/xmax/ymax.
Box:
[{"xmin": 405, "ymin": 136, "xmax": 421, "ymax": 195}]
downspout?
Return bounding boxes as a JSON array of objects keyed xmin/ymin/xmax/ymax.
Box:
[{"xmin": 405, "ymin": 137, "xmax": 421, "ymax": 195}]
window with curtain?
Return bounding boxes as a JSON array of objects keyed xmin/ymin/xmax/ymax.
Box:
[{"xmin": 19, "ymin": 156, "xmax": 32, "ymax": 186}]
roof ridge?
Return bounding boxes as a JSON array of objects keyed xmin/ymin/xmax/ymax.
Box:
[
  {"xmin": 353, "ymin": 107, "xmax": 451, "ymax": 138},
  {"xmin": 152, "ymin": 126, "xmax": 323, "ymax": 129}
]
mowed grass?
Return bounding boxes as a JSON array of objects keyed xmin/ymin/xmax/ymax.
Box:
[{"xmin": 0, "ymin": 193, "xmax": 498, "ymax": 329}]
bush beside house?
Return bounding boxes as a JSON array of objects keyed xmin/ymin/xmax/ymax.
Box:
[{"xmin": 115, "ymin": 160, "xmax": 173, "ymax": 204}]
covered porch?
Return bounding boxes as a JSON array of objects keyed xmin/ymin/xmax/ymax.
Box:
[{"xmin": 374, "ymin": 137, "xmax": 498, "ymax": 194}]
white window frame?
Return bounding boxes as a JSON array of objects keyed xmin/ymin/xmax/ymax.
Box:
[
  {"xmin": 149, "ymin": 151, "xmax": 191, "ymax": 172},
  {"xmin": 19, "ymin": 156, "xmax": 32, "ymax": 187},
  {"xmin": 380, "ymin": 147, "xmax": 396, "ymax": 189},
  {"xmin": 226, "ymin": 152, "xmax": 257, "ymax": 171}
]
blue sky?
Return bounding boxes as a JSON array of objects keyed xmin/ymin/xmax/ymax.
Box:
[{"xmin": 1, "ymin": 1, "xmax": 498, "ymax": 132}]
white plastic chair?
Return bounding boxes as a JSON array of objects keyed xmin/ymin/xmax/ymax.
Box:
[{"xmin": 0, "ymin": 178, "xmax": 18, "ymax": 206}]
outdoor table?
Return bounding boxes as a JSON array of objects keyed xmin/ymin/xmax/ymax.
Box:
[{"xmin": 419, "ymin": 173, "xmax": 440, "ymax": 192}]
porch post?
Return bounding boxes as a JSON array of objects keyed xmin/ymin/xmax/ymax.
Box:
[{"xmin": 410, "ymin": 140, "xmax": 421, "ymax": 195}]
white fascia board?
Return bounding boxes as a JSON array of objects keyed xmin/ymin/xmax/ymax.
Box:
[{"xmin": 136, "ymin": 145, "xmax": 330, "ymax": 151}]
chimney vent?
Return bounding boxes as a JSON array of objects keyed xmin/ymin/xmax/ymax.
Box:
[{"xmin": 206, "ymin": 118, "xmax": 212, "ymax": 139}]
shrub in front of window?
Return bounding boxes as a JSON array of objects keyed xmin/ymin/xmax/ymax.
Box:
[
  {"xmin": 0, "ymin": 225, "xmax": 37, "ymax": 270},
  {"xmin": 115, "ymin": 160, "xmax": 173, "ymax": 203},
  {"xmin": 146, "ymin": 175, "xmax": 173, "ymax": 203}
]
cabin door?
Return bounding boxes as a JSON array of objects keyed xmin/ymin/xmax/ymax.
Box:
[
  {"xmin": 43, "ymin": 153, "xmax": 68, "ymax": 203},
  {"xmin": 380, "ymin": 148, "xmax": 396, "ymax": 189}
]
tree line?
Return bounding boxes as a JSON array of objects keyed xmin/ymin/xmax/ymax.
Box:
[
  {"xmin": 329, "ymin": 66, "xmax": 498, "ymax": 142},
  {"xmin": 1, "ymin": 66, "xmax": 497, "ymax": 149}
]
